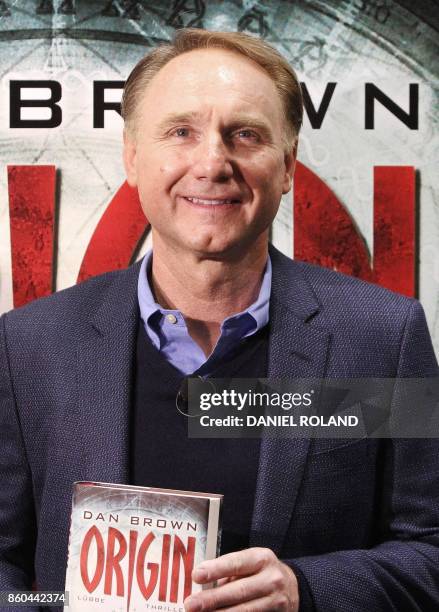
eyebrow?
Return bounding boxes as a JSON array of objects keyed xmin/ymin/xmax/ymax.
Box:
[
  {"xmin": 155, "ymin": 112, "xmax": 200, "ymax": 134},
  {"xmin": 154, "ymin": 112, "xmax": 275, "ymax": 139},
  {"xmin": 226, "ymin": 115, "xmax": 274, "ymax": 140}
]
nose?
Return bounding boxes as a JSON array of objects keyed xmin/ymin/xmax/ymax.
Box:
[{"xmin": 190, "ymin": 132, "xmax": 233, "ymax": 182}]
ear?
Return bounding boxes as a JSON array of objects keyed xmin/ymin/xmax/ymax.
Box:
[
  {"xmin": 282, "ymin": 141, "xmax": 297, "ymax": 194},
  {"xmin": 123, "ymin": 129, "xmax": 138, "ymax": 187}
]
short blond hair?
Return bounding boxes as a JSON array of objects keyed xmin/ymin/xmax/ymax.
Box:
[{"xmin": 121, "ymin": 28, "xmax": 303, "ymax": 147}]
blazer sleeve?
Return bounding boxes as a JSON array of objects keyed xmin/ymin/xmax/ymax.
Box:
[
  {"xmin": 286, "ymin": 300, "xmax": 439, "ymax": 612},
  {"xmin": 0, "ymin": 314, "xmax": 39, "ymax": 605}
]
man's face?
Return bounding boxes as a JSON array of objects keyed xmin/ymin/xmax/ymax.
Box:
[{"xmin": 124, "ymin": 48, "xmax": 296, "ymax": 259}]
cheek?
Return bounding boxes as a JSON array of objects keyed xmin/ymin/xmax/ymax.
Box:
[
  {"xmin": 136, "ymin": 158, "xmax": 184, "ymax": 194},
  {"xmin": 139, "ymin": 151, "xmax": 187, "ymax": 186},
  {"xmin": 244, "ymin": 163, "xmax": 283, "ymax": 195},
  {"xmin": 242, "ymin": 150, "xmax": 285, "ymax": 186}
]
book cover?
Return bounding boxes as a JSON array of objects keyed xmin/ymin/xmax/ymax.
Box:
[{"xmin": 64, "ymin": 482, "xmax": 223, "ymax": 612}]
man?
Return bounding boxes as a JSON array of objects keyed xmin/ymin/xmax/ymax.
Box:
[{"xmin": 0, "ymin": 28, "xmax": 438, "ymax": 612}]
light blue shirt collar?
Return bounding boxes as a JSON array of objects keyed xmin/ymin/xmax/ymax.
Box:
[{"xmin": 137, "ymin": 250, "xmax": 271, "ymax": 375}]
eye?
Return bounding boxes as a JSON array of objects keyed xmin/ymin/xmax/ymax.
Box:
[
  {"xmin": 172, "ymin": 127, "xmax": 190, "ymax": 137},
  {"xmin": 235, "ymin": 129, "xmax": 259, "ymax": 142}
]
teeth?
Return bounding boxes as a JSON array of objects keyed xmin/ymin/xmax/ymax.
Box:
[{"xmin": 186, "ymin": 197, "xmax": 235, "ymax": 205}]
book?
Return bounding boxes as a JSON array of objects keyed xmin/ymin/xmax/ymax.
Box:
[{"xmin": 64, "ymin": 481, "xmax": 223, "ymax": 612}]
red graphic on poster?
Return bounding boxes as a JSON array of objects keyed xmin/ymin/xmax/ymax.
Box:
[
  {"xmin": 294, "ymin": 162, "xmax": 415, "ymax": 297},
  {"xmin": 7, "ymin": 163, "xmax": 415, "ymax": 308}
]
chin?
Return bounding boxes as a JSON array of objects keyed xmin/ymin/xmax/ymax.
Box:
[
  {"xmin": 185, "ymin": 234, "xmax": 234, "ymax": 253},
  {"xmin": 181, "ymin": 238, "xmax": 232, "ymax": 257},
  {"xmin": 192, "ymin": 245, "xmax": 232, "ymax": 257}
]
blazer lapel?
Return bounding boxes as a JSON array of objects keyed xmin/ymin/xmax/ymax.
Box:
[
  {"xmin": 72, "ymin": 263, "xmax": 141, "ymax": 485},
  {"xmin": 250, "ymin": 247, "xmax": 331, "ymax": 554}
]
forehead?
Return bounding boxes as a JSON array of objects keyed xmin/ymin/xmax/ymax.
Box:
[{"xmin": 138, "ymin": 48, "xmax": 284, "ymax": 125}]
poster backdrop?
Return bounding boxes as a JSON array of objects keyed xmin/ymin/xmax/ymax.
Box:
[{"xmin": 0, "ymin": 1, "xmax": 438, "ymax": 352}]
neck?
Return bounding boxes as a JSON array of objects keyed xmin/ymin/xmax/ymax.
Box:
[{"xmin": 150, "ymin": 235, "xmax": 268, "ymax": 356}]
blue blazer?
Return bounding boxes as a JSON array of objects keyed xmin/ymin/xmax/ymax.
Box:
[{"xmin": 1, "ymin": 245, "xmax": 438, "ymax": 612}]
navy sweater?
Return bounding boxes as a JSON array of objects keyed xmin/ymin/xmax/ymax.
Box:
[{"xmin": 130, "ymin": 320, "xmax": 269, "ymax": 553}]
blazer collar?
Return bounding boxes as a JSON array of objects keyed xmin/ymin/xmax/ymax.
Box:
[
  {"xmin": 90, "ymin": 262, "xmax": 142, "ymax": 336},
  {"xmin": 250, "ymin": 245, "xmax": 331, "ymax": 554},
  {"xmin": 74, "ymin": 262, "xmax": 142, "ymax": 485},
  {"xmin": 269, "ymin": 243, "xmax": 320, "ymax": 322}
]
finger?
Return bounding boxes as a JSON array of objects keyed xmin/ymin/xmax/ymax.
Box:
[
  {"xmin": 185, "ymin": 571, "xmax": 270, "ymax": 612},
  {"xmin": 192, "ymin": 547, "xmax": 275, "ymax": 583},
  {"xmin": 216, "ymin": 575, "xmax": 244, "ymax": 587}
]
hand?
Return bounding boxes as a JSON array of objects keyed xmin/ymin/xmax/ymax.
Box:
[{"xmin": 184, "ymin": 547, "xmax": 299, "ymax": 611}]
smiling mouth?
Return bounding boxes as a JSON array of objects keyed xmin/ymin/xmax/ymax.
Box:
[{"xmin": 183, "ymin": 196, "xmax": 242, "ymax": 206}]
